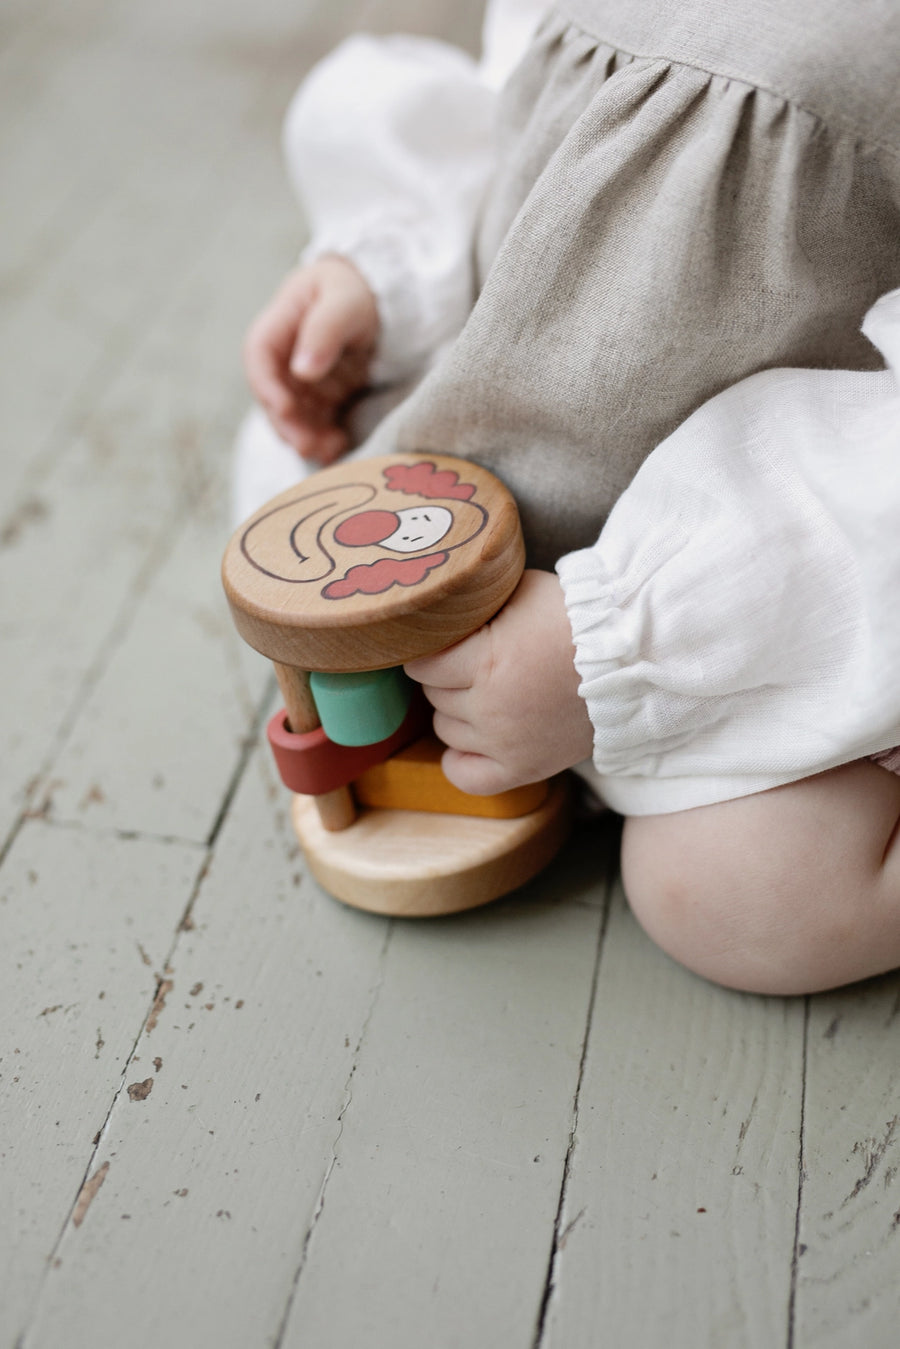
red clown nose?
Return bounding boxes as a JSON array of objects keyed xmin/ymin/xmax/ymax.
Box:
[{"xmin": 334, "ymin": 510, "xmax": 401, "ymax": 547}]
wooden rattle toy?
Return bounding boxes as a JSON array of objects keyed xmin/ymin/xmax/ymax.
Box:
[{"xmin": 221, "ymin": 453, "xmax": 572, "ymax": 916}]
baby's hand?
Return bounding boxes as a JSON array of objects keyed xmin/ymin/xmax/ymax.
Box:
[
  {"xmin": 404, "ymin": 571, "xmax": 594, "ymax": 795},
  {"xmin": 243, "ymin": 256, "xmax": 379, "ymax": 465}
]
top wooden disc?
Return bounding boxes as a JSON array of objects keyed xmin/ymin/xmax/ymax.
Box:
[{"xmin": 221, "ymin": 454, "xmax": 525, "ymax": 672}]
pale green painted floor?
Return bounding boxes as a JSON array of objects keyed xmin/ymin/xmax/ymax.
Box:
[{"xmin": 2, "ymin": 2, "xmax": 899, "ymax": 1345}]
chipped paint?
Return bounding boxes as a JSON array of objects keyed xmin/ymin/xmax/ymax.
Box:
[
  {"xmin": 146, "ymin": 978, "xmax": 174, "ymax": 1033},
  {"xmin": 72, "ymin": 1162, "xmax": 110, "ymax": 1229}
]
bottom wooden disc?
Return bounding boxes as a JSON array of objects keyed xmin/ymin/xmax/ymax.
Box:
[{"xmin": 291, "ymin": 776, "xmax": 573, "ymax": 917}]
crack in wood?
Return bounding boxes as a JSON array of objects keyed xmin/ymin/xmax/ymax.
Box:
[
  {"xmin": 532, "ymin": 891, "xmax": 611, "ymax": 1349},
  {"xmin": 557, "ymin": 1207, "xmax": 586, "ymax": 1251},
  {"xmin": 269, "ymin": 923, "xmax": 394, "ymax": 1349},
  {"xmin": 786, "ymin": 996, "xmax": 810, "ymax": 1349}
]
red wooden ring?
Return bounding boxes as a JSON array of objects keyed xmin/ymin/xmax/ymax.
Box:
[{"xmin": 267, "ymin": 689, "xmax": 432, "ymax": 796}]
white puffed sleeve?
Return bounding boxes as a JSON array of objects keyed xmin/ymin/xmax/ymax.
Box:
[
  {"xmin": 557, "ymin": 289, "xmax": 900, "ymax": 817},
  {"xmin": 282, "ymin": 0, "xmax": 546, "ymax": 384}
]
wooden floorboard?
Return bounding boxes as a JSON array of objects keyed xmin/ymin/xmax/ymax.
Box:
[
  {"xmin": 794, "ymin": 982, "xmax": 900, "ymax": 1347},
  {"xmin": 542, "ymin": 886, "xmax": 806, "ymax": 1347},
  {"xmin": 0, "ymin": 820, "xmax": 204, "ymax": 1346},
  {"xmin": 3, "ymin": 1, "xmax": 900, "ymax": 1346}
]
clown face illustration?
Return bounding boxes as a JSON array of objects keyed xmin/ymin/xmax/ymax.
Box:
[
  {"xmin": 237, "ymin": 460, "xmax": 490, "ymax": 600},
  {"xmin": 224, "ymin": 455, "xmax": 526, "ymax": 673}
]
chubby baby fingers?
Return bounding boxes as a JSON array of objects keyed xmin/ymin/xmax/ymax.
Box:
[
  {"xmin": 404, "ymin": 625, "xmax": 491, "ymax": 691},
  {"xmin": 431, "ymin": 710, "xmax": 538, "ymax": 794},
  {"xmin": 439, "ymin": 746, "xmax": 521, "ymax": 797}
]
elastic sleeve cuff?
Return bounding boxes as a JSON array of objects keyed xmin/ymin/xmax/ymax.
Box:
[{"xmin": 555, "ymin": 548, "xmax": 627, "ymax": 759}]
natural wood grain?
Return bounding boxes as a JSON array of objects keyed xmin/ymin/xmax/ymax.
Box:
[
  {"xmin": 224, "ymin": 451, "xmax": 537, "ymax": 869},
  {"xmin": 273, "ymin": 661, "xmax": 357, "ymax": 830},
  {"xmin": 222, "ymin": 453, "xmax": 525, "ymax": 671},
  {"xmin": 272, "ymin": 662, "xmax": 319, "ymax": 730},
  {"xmin": 291, "ymin": 774, "xmax": 572, "ymax": 915}
]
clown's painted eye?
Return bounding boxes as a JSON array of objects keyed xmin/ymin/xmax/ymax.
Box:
[{"xmin": 381, "ymin": 506, "xmax": 453, "ymax": 552}]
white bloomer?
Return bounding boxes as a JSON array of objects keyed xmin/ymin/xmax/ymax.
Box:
[{"xmin": 557, "ymin": 289, "xmax": 900, "ymax": 816}]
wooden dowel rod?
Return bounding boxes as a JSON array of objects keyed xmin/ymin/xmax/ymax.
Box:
[
  {"xmin": 273, "ymin": 662, "xmax": 356, "ymax": 832},
  {"xmin": 273, "ymin": 663, "xmax": 320, "ymax": 731}
]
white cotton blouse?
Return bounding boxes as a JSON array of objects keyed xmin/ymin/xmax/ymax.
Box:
[
  {"xmin": 558, "ymin": 291, "xmax": 900, "ymax": 814},
  {"xmin": 276, "ymin": 0, "xmax": 900, "ymax": 814},
  {"xmin": 281, "ymin": 0, "xmax": 546, "ymax": 383}
]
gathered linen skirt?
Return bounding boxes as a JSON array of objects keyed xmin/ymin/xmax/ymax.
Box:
[{"xmin": 363, "ymin": 0, "xmax": 900, "ymax": 570}]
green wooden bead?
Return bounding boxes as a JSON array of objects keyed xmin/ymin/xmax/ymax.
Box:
[{"xmin": 309, "ymin": 667, "xmax": 413, "ymax": 747}]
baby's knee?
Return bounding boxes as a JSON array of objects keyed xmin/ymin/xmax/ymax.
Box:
[
  {"xmin": 619, "ymin": 801, "xmax": 865, "ymax": 996},
  {"xmin": 620, "ymin": 813, "xmax": 758, "ymax": 992}
]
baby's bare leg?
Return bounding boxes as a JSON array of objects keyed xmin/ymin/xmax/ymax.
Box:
[{"xmin": 621, "ymin": 761, "xmax": 900, "ymax": 995}]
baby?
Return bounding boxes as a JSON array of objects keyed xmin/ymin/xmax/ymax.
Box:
[{"xmin": 237, "ymin": 0, "xmax": 900, "ymax": 996}]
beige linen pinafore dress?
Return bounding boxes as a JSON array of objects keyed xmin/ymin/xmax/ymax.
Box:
[{"xmin": 365, "ymin": 0, "xmax": 900, "ymax": 570}]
